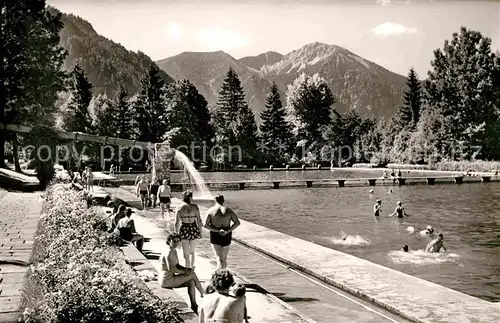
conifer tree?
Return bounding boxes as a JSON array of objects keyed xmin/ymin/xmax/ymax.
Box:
[
  {"xmin": 62, "ymin": 64, "xmax": 94, "ymax": 133},
  {"xmin": 285, "ymin": 73, "xmax": 335, "ymax": 162},
  {"xmin": 260, "ymin": 83, "xmax": 292, "ymax": 163},
  {"xmin": 215, "ymin": 68, "xmax": 258, "ymax": 164},
  {"xmin": 398, "ymin": 67, "xmax": 422, "ymax": 129},
  {"xmin": 133, "ymin": 63, "xmax": 169, "ymax": 143},
  {"xmin": 92, "ymin": 93, "xmax": 114, "ymax": 136},
  {"xmin": 114, "ymin": 84, "xmax": 134, "ymax": 140},
  {"xmin": 0, "ymin": 1, "xmax": 67, "ymax": 168},
  {"xmin": 170, "ymin": 79, "xmax": 214, "ymax": 147}
]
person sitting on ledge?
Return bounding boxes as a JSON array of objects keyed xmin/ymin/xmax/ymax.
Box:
[
  {"xmin": 109, "ymin": 204, "xmax": 126, "ymax": 232},
  {"xmin": 115, "ymin": 208, "xmax": 144, "ymax": 252},
  {"xmin": 425, "ymin": 233, "xmax": 446, "ymax": 253},
  {"xmin": 200, "ymin": 269, "xmax": 245, "ymax": 323},
  {"xmin": 159, "ymin": 233, "xmax": 204, "ymax": 314}
]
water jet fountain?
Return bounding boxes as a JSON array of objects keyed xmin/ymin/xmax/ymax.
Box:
[{"xmin": 152, "ymin": 141, "xmax": 213, "ymax": 202}]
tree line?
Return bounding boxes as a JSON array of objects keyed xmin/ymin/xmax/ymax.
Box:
[{"xmin": 2, "ymin": 1, "xmax": 500, "ymax": 172}]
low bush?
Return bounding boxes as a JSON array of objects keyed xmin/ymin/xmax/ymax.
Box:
[
  {"xmin": 386, "ymin": 164, "xmax": 431, "ymax": 170},
  {"xmin": 433, "ymin": 160, "xmax": 500, "ymax": 173},
  {"xmin": 20, "ymin": 183, "xmax": 182, "ymax": 323},
  {"xmin": 352, "ymin": 163, "xmax": 377, "ymax": 168}
]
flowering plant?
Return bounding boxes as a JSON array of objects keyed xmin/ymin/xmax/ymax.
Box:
[{"xmin": 21, "ymin": 184, "xmax": 182, "ymax": 322}]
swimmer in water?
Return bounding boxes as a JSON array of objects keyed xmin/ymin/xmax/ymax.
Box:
[
  {"xmin": 389, "ymin": 201, "xmax": 409, "ymax": 218},
  {"xmin": 425, "ymin": 233, "xmax": 446, "ymax": 253},
  {"xmin": 419, "ymin": 225, "xmax": 435, "ymax": 235},
  {"xmin": 402, "ymin": 244, "xmax": 409, "ymax": 252},
  {"xmin": 373, "ymin": 199, "xmax": 382, "ymax": 216}
]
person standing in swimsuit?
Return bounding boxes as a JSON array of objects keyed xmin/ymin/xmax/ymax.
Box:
[
  {"xmin": 204, "ymin": 195, "xmax": 241, "ymax": 269},
  {"xmin": 389, "ymin": 201, "xmax": 409, "ymax": 218},
  {"xmin": 136, "ymin": 175, "xmax": 149, "ymax": 211},
  {"xmin": 85, "ymin": 166, "xmax": 94, "ymax": 192},
  {"xmin": 157, "ymin": 179, "xmax": 172, "ymax": 220},
  {"xmin": 149, "ymin": 177, "xmax": 160, "ymax": 208},
  {"xmin": 373, "ymin": 199, "xmax": 382, "ymax": 217},
  {"xmin": 175, "ymin": 190, "xmax": 202, "ymax": 268}
]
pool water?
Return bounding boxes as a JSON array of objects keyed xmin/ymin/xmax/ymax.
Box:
[{"xmin": 213, "ymin": 183, "xmax": 500, "ymax": 302}]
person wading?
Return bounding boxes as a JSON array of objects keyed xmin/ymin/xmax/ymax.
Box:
[{"xmin": 204, "ymin": 195, "xmax": 241, "ymax": 269}]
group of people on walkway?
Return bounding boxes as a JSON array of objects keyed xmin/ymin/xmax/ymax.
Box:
[
  {"xmin": 156, "ymin": 189, "xmax": 245, "ymax": 321},
  {"xmin": 372, "ymin": 199, "xmax": 446, "ymax": 254},
  {"xmin": 159, "ymin": 233, "xmax": 248, "ymax": 322},
  {"xmin": 135, "ymin": 175, "xmax": 173, "ymax": 219},
  {"xmin": 72, "ymin": 166, "xmax": 94, "ymax": 191},
  {"xmin": 172, "ymin": 190, "xmax": 241, "ymax": 270}
]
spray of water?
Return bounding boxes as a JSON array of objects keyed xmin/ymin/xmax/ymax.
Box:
[
  {"xmin": 174, "ymin": 150, "xmax": 213, "ymax": 200},
  {"xmin": 330, "ymin": 231, "xmax": 371, "ymax": 246},
  {"xmin": 387, "ymin": 249, "xmax": 460, "ymax": 265}
]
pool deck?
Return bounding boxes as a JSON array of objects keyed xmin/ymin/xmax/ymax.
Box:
[
  {"xmin": 0, "ymin": 191, "xmax": 43, "ymax": 323},
  {"xmin": 102, "ymin": 185, "xmax": 500, "ymax": 323}
]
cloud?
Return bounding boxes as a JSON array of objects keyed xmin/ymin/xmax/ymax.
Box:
[
  {"xmin": 371, "ymin": 22, "xmax": 417, "ymax": 37},
  {"xmin": 376, "ymin": 0, "xmax": 391, "ymax": 5},
  {"xmin": 197, "ymin": 27, "xmax": 248, "ymax": 50},
  {"xmin": 167, "ymin": 22, "xmax": 182, "ymax": 41}
]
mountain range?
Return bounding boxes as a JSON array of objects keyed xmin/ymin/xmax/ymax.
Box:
[
  {"xmin": 56, "ymin": 10, "xmax": 407, "ymax": 124},
  {"xmin": 158, "ymin": 43, "xmax": 407, "ymax": 123}
]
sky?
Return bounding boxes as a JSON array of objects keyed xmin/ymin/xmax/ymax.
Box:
[{"xmin": 47, "ymin": 0, "xmax": 500, "ymax": 77}]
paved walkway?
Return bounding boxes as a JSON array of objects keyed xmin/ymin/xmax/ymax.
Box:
[
  {"xmin": 103, "ymin": 186, "xmax": 410, "ymax": 323},
  {"xmin": 0, "ymin": 191, "xmax": 43, "ymax": 323},
  {"xmin": 113, "ymin": 208, "xmax": 312, "ymax": 322}
]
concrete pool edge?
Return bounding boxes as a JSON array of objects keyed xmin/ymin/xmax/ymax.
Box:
[{"xmin": 232, "ymin": 220, "xmax": 500, "ymax": 323}]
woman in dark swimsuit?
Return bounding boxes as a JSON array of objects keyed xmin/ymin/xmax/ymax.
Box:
[
  {"xmin": 204, "ymin": 195, "xmax": 241, "ymax": 269},
  {"xmin": 389, "ymin": 201, "xmax": 409, "ymax": 218},
  {"xmin": 174, "ymin": 190, "xmax": 202, "ymax": 268}
]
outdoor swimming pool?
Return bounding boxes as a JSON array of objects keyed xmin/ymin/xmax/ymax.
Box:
[{"xmin": 211, "ymin": 182, "xmax": 500, "ymax": 302}]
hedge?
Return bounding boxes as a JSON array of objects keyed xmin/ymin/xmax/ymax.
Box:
[{"xmin": 20, "ymin": 182, "xmax": 182, "ymax": 323}]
